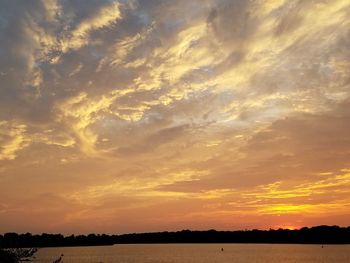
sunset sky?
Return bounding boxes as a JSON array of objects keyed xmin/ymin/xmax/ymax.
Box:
[{"xmin": 0, "ymin": 0, "xmax": 350, "ymax": 234}]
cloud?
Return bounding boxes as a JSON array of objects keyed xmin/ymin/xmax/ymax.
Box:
[
  {"xmin": 159, "ymin": 99, "xmax": 350, "ymax": 192},
  {"xmin": 116, "ymin": 124, "xmax": 190, "ymax": 155},
  {"xmin": 59, "ymin": 1, "xmax": 122, "ymax": 54},
  {"xmin": 0, "ymin": 0, "xmax": 349, "ymax": 232},
  {"xmin": 56, "ymin": 92, "xmax": 119, "ymax": 156},
  {"xmin": 0, "ymin": 121, "xmax": 29, "ymax": 160}
]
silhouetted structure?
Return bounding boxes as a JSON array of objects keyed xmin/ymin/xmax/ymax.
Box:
[{"xmin": 1, "ymin": 225, "xmax": 349, "ymax": 248}]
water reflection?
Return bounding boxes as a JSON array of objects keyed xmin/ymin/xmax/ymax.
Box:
[{"xmin": 35, "ymin": 244, "xmax": 350, "ymax": 263}]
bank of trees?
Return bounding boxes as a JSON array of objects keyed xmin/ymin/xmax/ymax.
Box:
[{"xmin": 1, "ymin": 225, "xmax": 349, "ymax": 249}]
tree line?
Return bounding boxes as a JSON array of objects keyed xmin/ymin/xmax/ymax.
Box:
[{"xmin": 1, "ymin": 225, "xmax": 350, "ymax": 248}]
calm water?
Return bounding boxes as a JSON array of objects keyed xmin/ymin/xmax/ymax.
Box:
[{"xmin": 34, "ymin": 244, "xmax": 350, "ymax": 263}]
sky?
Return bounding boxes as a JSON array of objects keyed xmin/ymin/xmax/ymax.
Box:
[{"xmin": 0, "ymin": 0, "xmax": 349, "ymax": 234}]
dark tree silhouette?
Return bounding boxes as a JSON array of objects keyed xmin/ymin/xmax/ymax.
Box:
[
  {"xmin": 0, "ymin": 248, "xmax": 63, "ymax": 263},
  {"xmin": 1, "ymin": 225, "xmax": 349, "ymax": 248},
  {"xmin": 0, "ymin": 248, "xmax": 37, "ymax": 263}
]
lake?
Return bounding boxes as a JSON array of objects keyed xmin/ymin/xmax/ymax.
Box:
[{"xmin": 34, "ymin": 244, "xmax": 350, "ymax": 263}]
